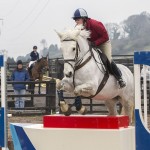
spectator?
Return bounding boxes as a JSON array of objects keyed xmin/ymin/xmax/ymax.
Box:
[{"xmin": 11, "ymin": 60, "xmax": 30, "ymax": 109}]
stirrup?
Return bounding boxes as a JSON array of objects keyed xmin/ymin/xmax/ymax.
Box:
[{"xmin": 118, "ymin": 79, "xmax": 126, "ymax": 88}]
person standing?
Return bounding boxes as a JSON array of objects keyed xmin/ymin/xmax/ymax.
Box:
[{"xmin": 11, "ymin": 60, "xmax": 30, "ymax": 109}]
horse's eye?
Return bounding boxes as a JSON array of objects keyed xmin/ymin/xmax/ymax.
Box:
[{"xmin": 73, "ymin": 47, "xmax": 76, "ymax": 51}]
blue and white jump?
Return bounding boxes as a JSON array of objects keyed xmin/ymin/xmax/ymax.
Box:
[
  {"xmin": 0, "ymin": 50, "xmax": 8, "ymax": 150},
  {"xmin": 134, "ymin": 51, "xmax": 150, "ymax": 150}
]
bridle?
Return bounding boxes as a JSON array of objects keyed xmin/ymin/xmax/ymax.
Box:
[
  {"xmin": 62, "ymin": 39, "xmax": 92, "ymax": 86},
  {"xmin": 63, "ymin": 39, "xmax": 80, "ymax": 70}
]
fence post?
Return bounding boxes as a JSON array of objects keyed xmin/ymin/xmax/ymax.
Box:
[
  {"xmin": 0, "ymin": 50, "xmax": 9, "ymax": 150},
  {"xmin": 46, "ymin": 80, "xmax": 56, "ymax": 114}
]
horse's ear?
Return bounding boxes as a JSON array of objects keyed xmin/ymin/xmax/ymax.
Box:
[{"xmin": 55, "ymin": 30, "xmax": 63, "ymax": 39}]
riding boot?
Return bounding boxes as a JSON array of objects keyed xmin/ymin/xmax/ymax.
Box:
[
  {"xmin": 75, "ymin": 96, "xmax": 82, "ymax": 111},
  {"xmin": 111, "ymin": 61, "xmax": 126, "ymax": 88}
]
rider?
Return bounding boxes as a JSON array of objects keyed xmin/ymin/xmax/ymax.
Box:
[
  {"xmin": 72, "ymin": 8, "xmax": 126, "ymax": 88},
  {"xmin": 28, "ymin": 46, "xmax": 39, "ymax": 70}
]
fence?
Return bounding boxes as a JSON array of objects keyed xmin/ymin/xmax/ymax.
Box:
[
  {"xmin": 5, "ymin": 55, "xmax": 133, "ymax": 114},
  {"xmin": 0, "ymin": 80, "xmax": 56, "ymax": 114},
  {"xmin": 7, "ymin": 55, "xmax": 133, "ymax": 79}
]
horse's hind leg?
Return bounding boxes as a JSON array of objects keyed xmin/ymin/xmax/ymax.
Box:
[
  {"xmin": 119, "ymin": 97, "xmax": 134, "ymax": 125},
  {"xmin": 104, "ymin": 99, "xmax": 118, "ymax": 116}
]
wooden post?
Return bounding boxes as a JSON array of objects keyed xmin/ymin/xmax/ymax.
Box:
[{"xmin": 46, "ymin": 80, "xmax": 56, "ymax": 114}]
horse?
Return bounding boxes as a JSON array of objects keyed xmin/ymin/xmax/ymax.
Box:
[
  {"xmin": 28, "ymin": 56, "xmax": 49, "ymax": 93},
  {"xmin": 55, "ymin": 25, "xmax": 134, "ymax": 124}
]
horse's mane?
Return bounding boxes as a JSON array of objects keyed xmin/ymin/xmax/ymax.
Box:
[
  {"xmin": 37, "ymin": 57, "xmax": 47, "ymax": 63},
  {"xmin": 60, "ymin": 25, "xmax": 90, "ymax": 41}
]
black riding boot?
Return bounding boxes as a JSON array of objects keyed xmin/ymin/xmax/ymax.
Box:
[{"xmin": 111, "ymin": 61, "xmax": 126, "ymax": 88}]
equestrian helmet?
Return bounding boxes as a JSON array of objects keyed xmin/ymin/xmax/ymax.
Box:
[
  {"xmin": 33, "ymin": 45, "xmax": 37, "ymax": 49},
  {"xmin": 17, "ymin": 60, "xmax": 23, "ymax": 65},
  {"xmin": 73, "ymin": 8, "xmax": 88, "ymax": 20}
]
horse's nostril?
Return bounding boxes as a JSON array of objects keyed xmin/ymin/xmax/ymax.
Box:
[
  {"xmin": 65, "ymin": 72, "xmax": 72, "ymax": 78},
  {"xmin": 69, "ymin": 72, "xmax": 72, "ymax": 76}
]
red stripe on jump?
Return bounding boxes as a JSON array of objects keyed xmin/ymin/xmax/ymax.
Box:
[{"xmin": 43, "ymin": 115, "xmax": 129, "ymax": 129}]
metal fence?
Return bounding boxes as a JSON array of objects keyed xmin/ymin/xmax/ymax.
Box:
[{"xmin": 0, "ymin": 80, "xmax": 56, "ymax": 114}]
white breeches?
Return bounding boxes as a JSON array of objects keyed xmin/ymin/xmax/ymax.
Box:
[{"xmin": 29, "ymin": 61, "xmax": 36, "ymax": 67}]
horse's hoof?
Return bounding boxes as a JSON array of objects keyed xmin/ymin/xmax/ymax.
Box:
[
  {"xmin": 78, "ymin": 106, "xmax": 87, "ymax": 115},
  {"xmin": 60, "ymin": 101, "xmax": 69, "ymax": 112},
  {"xmin": 64, "ymin": 106, "xmax": 72, "ymax": 116}
]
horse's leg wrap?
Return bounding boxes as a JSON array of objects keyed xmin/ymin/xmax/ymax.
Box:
[
  {"xmin": 57, "ymin": 90, "xmax": 72, "ymax": 115},
  {"xmin": 75, "ymin": 96, "xmax": 82, "ymax": 111},
  {"xmin": 75, "ymin": 96, "xmax": 87, "ymax": 115},
  {"xmin": 57, "ymin": 90, "xmax": 64, "ymax": 101},
  {"xmin": 57, "ymin": 90, "xmax": 67, "ymax": 112}
]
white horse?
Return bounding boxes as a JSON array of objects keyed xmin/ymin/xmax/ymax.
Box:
[{"xmin": 56, "ymin": 25, "xmax": 134, "ymax": 124}]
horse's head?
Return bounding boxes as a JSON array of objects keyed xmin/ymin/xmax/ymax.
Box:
[
  {"xmin": 56, "ymin": 25, "xmax": 90, "ymax": 78},
  {"xmin": 38, "ymin": 56, "xmax": 49, "ymax": 71}
]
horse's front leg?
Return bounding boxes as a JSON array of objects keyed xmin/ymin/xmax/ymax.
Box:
[
  {"xmin": 57, "ymin": 90, "xmax": 71, "ymax": 116},
  {"xmin": 74, "ymin": 83, "xmax": 95, "ymax": 97}
]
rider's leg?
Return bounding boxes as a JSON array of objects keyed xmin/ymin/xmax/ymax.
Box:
[
  {"xmin": 110, "ymin": 61, "xmax": 126, "ymax": 88},
  {"xmin": 98, "ymin": 40, "xmax": 126, "ymax": 88},
  {"xmin": 98, "ymin": 40, "xmax": 112, "ymax": 62}
]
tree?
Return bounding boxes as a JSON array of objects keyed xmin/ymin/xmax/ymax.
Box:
[
  {"xmin": 40, "ymin": 39, "xmax": 47, "ymax": 49},
  {"xmin": 7, "ymin": 57, "xmax": 15, "ymax": 63}
]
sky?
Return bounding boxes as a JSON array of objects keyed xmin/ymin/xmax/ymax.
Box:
[{"xmin": 0, "ymin": 0, "xmax": 150, "ymax": 60}]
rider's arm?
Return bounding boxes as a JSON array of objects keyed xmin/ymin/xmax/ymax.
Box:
[{"xmin": 92, "ymin": 21, "xmax": 109, "ymax": 46}]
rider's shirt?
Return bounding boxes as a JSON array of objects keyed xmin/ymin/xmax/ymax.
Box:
[
  {"xmin": 30, "ymin": 51, "xmax": 39, "ymax": 61},
  {"xmin": 85, "ymin": 18, "xmax": 109, "ymax": 46}
]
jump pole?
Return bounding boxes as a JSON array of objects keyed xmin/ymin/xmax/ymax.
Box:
[
  {"xmin": 134, "ymin": 51, "xmax": 150, "ymax": 150},
  {"xmin": 0, "ymin": 50, "xmax": 9, "ymax": 150}
]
